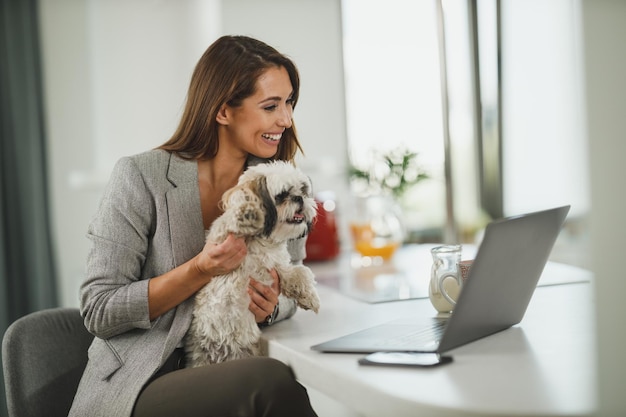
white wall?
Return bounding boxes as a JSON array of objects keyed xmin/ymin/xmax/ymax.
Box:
[
  {"xmin": 581, "ymin": 1, "xmax": 626, "ymax": 415},
  {"xmin": 502, "ymin": 0, "xmax": 590, "ymax": 218},
  {"xmin": 39, "ymin": 0, "xmax": 222, "ymax": 306},
  {"xmin": 39, "ymin": 0, "xmax": 348, "ymax": 308}
]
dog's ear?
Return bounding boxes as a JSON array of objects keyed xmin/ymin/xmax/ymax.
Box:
[
  {"xmin": 255, "ymin": 175, "xmax": 277, "ymax": 237},
  {"xmin": 219, "ymin": 183, "xmax": 242, "ymax": 212}
]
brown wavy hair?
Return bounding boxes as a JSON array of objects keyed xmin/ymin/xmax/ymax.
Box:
[{"xmin": 159, "ymin": 35, "xmax": 303, "ymax": 161}]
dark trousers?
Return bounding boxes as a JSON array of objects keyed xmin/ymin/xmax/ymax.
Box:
[{"xmin": 132, "ymin": 352, "xmax": 318, "ymax": 417}]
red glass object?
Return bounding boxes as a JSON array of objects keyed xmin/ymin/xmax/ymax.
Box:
[{"xmin": 305, "ymin": 197, "xmax": 340, "ymax": 261}]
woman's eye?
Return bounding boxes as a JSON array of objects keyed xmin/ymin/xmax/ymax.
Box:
[{"xmin": 264, "ymin": 104, "xmax": 277, "ymax": 112}]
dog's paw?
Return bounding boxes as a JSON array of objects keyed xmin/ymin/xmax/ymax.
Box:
[
  {"xmin": 280, "ymin": 266, "xmax": 320, "ymax": 313},
  {"xmin": 297, "ymin": 289, "xmax": 320, "ymax": 313},
  {"xmin": 235, "ymin": 203, "xmax": 265, "ymax": 234}
]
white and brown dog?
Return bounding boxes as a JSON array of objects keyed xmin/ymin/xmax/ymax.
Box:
[{"xmin": 184, "ymin": 161, "xmax": 320, "ymax": 367}]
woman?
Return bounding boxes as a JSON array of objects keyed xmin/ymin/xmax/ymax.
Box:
[{"xmin": 69, "ymin": 35, "xmax": 318, "ymax": 417}]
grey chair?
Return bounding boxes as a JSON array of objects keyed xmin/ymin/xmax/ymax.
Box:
[{"xmin": 2, "ymin": 308, "xmax": 93, "ymax": 417}]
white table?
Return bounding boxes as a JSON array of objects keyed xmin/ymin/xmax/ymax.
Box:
[{"xmin": 261, "ymin": 246, "xmax": 596, "ymax": 417}]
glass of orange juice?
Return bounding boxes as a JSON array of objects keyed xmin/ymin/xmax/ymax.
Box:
[{"xmin": 349, "ymin": 196, "xmax": 404, "ymax": 260}]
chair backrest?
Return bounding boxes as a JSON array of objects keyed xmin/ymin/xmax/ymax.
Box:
[{"xmin": 2, "ymin": 308, "xmax": 93, "ymax": 417}]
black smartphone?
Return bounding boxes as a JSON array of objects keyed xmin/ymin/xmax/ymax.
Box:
[{"xmin": 358, "ymin": 352, "xmax": 453, "ymax": 368}]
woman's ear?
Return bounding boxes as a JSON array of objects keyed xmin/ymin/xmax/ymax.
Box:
[{"xmin": 216, "ymin": 104, "xmax": 230, "ymax": 125}]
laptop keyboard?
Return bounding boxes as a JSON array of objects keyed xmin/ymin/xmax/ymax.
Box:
[{"xmin": 377, "ymin": 320, "xmax": 448, "ymax": 349}]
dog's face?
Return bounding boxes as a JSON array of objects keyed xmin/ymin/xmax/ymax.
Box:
[{"xmin": 222, "ymin": 161, "xmax": 317, "ymax": 241}]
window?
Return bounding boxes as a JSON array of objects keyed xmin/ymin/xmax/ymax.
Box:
[
  {"xmin": 342, "ymin": 0, "xmax": 482, "ymax": 242},
  {"xmin": 341, "ymin": 0, "xmax": 590, "ymax": 268}
]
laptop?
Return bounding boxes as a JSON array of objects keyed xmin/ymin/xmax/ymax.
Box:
[{"xmin": 311, "ymin": 205, "xmax": 570, "ymax": 354}]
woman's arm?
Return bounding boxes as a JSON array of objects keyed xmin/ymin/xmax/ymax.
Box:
[
  {"xmin": 80, "ymin": 157, "xmax": 247, "ymax": 339},
  {"xmin": 147, "ymin": 234, "xmax": 246, "ymax": 320},
  {"xmin": 80, "ymin": 157, "xmax": 156, "ymax": 338}
]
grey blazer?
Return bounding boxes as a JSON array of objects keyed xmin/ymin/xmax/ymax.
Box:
[{"xmin": 69, "ymin": 150, "xmax": 301, "ymax": 417}]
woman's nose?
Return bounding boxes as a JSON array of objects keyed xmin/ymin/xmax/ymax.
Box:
[{"xmin": 277, "ymin": 106, "xmax": 293, "ymax": 128}]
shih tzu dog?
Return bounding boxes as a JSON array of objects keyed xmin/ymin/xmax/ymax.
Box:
[{"xmin": 184, "ymin": 161, "xmax": 320, "ymax": 367}]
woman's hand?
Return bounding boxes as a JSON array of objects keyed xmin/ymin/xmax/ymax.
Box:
[
  {"xmin": 194, "ymin": 233, "xmax": 248, "ymax": 277},
  {"xmin": 248, "ymin": 269, "xmax": 281, "ymax": 323}
]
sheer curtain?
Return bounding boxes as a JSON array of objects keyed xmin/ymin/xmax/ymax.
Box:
[{"xmin": 1, "ymin": 1, "xmax": 59, "ymax": 415}]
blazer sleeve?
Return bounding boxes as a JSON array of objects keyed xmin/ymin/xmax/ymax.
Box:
[{"xmin": 80, "ymin": 157, "xmax": 155, "ymax": 339}]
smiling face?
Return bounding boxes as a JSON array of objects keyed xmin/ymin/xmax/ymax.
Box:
[{"xmin": 216, "ymin": 66, "xmax": 295, "ymax": 159}]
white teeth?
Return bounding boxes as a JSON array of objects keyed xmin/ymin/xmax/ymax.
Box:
[{"xmin": 262, "ymin": 133, "xmax": 282, "ymax": 141}]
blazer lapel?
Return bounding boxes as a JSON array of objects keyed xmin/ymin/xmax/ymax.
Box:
[
  {"xmin": 162, "ymin": 153, "xmax": 205, "ymax": 355},
  {"xmin": 164, "ymin": 153, "xmax": 205, "ymax": 268}
]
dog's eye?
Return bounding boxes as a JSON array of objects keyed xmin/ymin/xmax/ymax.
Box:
[{"xmin": 275, "ymin": 191, "xmax": 290, "ymax": 204}]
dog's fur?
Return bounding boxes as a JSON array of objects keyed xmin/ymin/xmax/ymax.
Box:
[{"xmin": 184, "ymin": 161, "xmax": 320, "ymax": 367}]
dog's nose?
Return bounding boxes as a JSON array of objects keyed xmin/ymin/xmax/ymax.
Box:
[{"xmin": 292, "ymin": 195, "xmax": 303, "ymax": 206}]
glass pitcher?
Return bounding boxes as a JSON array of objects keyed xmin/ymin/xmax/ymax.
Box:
[{"xmin": 429, "ymin": 244, "xmax": 462, "ymax": 313}]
